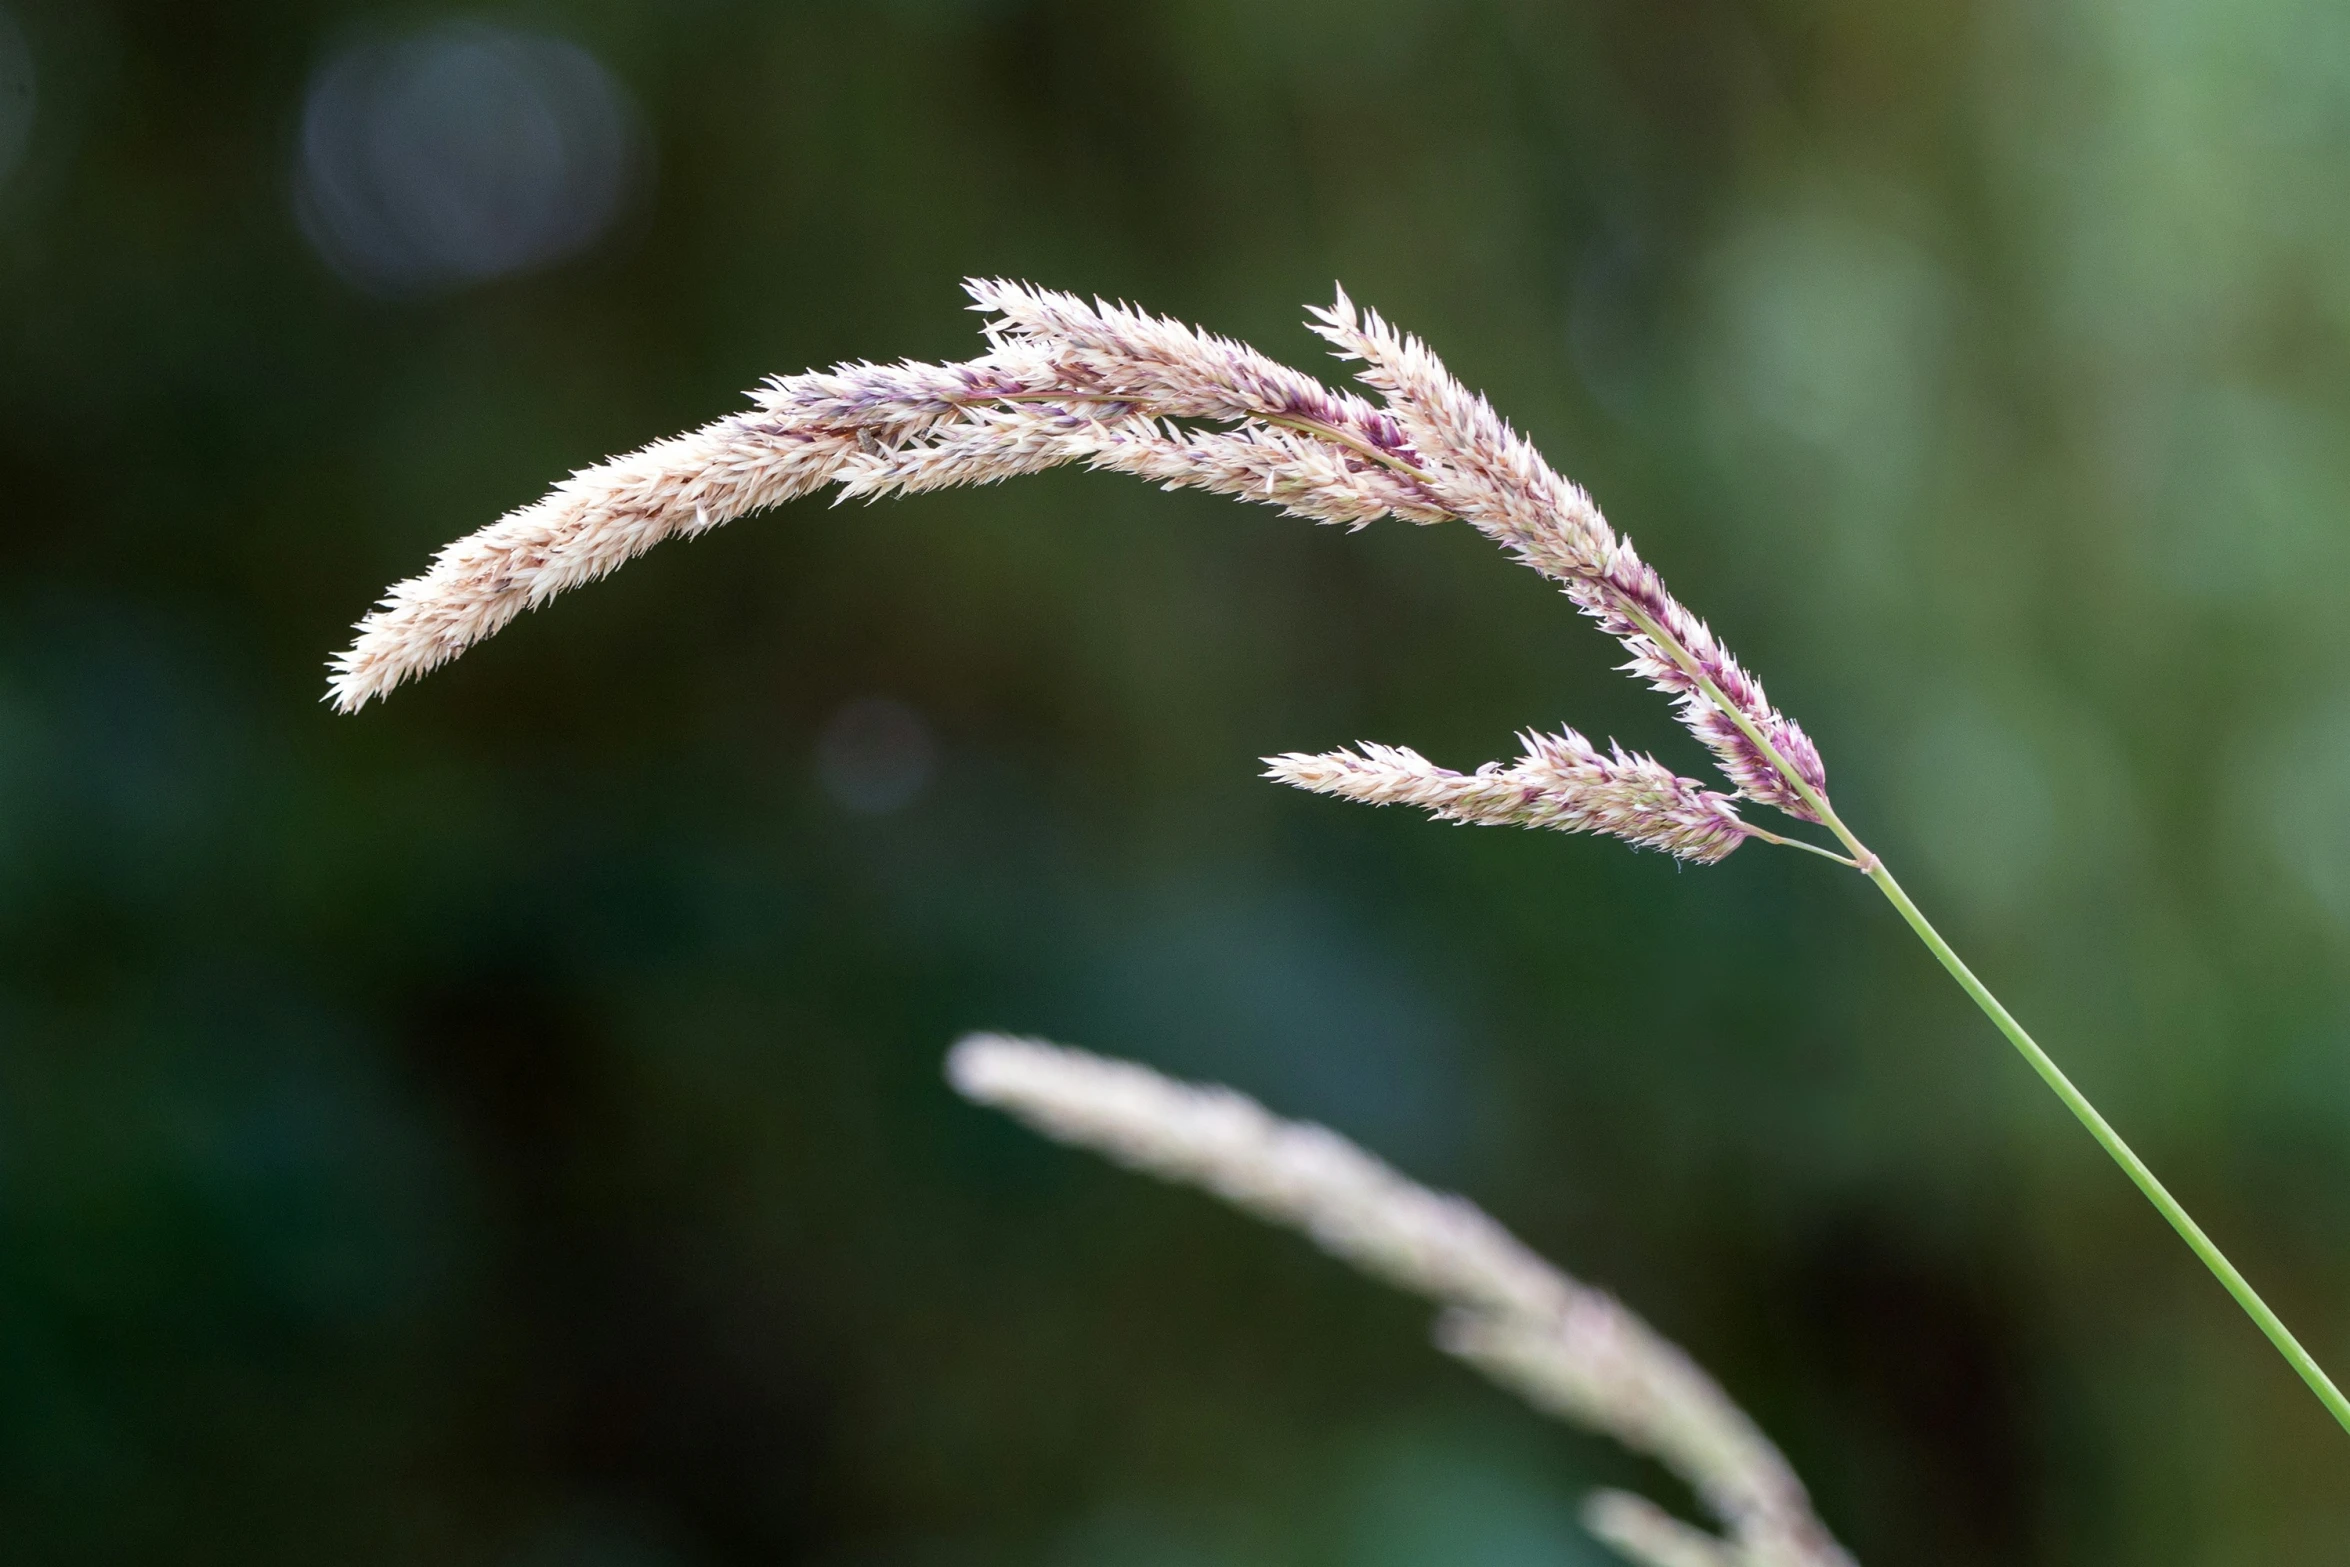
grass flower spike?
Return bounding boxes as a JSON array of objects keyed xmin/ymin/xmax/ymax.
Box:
[
  {"xmin": 330, "ymin": 279, "xmax": 2350, "ymax": 1439},
  {"xmin": 947, "ymin": 1034, "xmax": 1854, "ymax": 1567},
  {"xmin": 1265, "ymin": 729, "xmax": 1753, "ymax": 865}
]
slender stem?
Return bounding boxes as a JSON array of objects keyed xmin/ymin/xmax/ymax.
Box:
[
  {"xmin": 1745, "ymin": 826, "xmax": 1863, "ymax": 868},
  {"xmin": 1618, "ymin": 604, "xmax": 2350, "ymax": 1436},
  {"xmin": 1866, "ymin": 860, "xmax": 2350, "ymax": 1434}
]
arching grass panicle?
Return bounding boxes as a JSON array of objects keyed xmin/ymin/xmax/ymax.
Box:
[
  {"xmin": 329, "ymin": 281, "xmax": 2350, "ymax": 1441},
  {"xmin": 328, "ymin": 277, "xmax": 1828, "ymax": 840}
]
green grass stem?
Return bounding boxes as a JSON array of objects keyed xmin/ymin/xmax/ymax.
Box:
[{"xmin": 1620, "ymin": 601, "xmax": 2350, "ymax": 1437}]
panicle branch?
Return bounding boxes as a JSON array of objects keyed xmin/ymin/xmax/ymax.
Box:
[
  {"xmin": 947, "ymin": 1034, "xmax": 1854, "ymax": 1567},
  {"xmin": 832, "ymin": 402, "xmax": 1436, "ymax": 528},
  {"xmin": 1304, "ymin": 289, "xmax": 1617, "ymax": 575},
  {"xmin": 1304, "ymin": 292, "xmax": 1825, "ymax": 820},
  {"xmin": 1262, "ymin": 729, "xmax": 1751, "ymax": 864},
  {"xmin": 329, "ymin": 349, "xmax": 1060, "ymax": 712}
]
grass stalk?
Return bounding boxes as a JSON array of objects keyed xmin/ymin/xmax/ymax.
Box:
[
  {"xmin": 1622, "ymin": 603, "xmax": 2350, "ymax": 1436},
  {"xmin": 1859, "ymin": 857, "xmax": 2350, "ymax": 1434}
]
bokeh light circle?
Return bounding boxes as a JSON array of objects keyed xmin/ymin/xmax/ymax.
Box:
[{"xmin": 294, "ymin": 20, "xmax": 642, "ymax": 297}]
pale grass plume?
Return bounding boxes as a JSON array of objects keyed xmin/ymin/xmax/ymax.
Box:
[
  {"xmin": 945, "ymin": 1032, "xmax": 1854, "ymax": 1567},
  {"xmin": 1263, "ymin": 729, "xmax": 1752, "ymax": 865}
]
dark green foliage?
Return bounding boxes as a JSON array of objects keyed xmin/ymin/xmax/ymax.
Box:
[{"xmin": 2, "ymin": 1, "xmax": 2347, "ymax": 1562}]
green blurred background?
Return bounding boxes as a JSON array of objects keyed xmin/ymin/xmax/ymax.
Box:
[{"xmin": 4, "ymin": 0, "xmax": 2348, "ymax": 1560}]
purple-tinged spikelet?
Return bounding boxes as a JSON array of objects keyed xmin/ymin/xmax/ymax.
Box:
[
  {"xmin": 965, "ymin": 279, "xmax": 1450, "ymax": 520},
  {"xmin": 1264, "ymin": 730, "xmax": 1752, "ymax": 864},
  {"xmin": 1583, "ymin": 544, "xmax": 1828, "ymax": 819},
  {"xmin": 749, "ymin": 349, "xmax": 1070, "ymax": 439},
  {"xmin": 833, "ymin": 403, "xmax": 1437, "ymax": 529},
  {"xmin": 1305, "ymin": 291, "xmax": 1826, "ymax": 820},
  {"xmin": 1305, "ymin": 289, "xmax": 1616, "ymax": 575}
]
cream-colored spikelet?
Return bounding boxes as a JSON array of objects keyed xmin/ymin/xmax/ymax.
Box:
[
  {"xmin": 1263, "ymin": 729, "xmax": 1752, "ymax": 864},
  {"xmin": 329, "ymin": 350, "xmax": 1059, "ymax": 712},
  {"xmin": 946, "ymin": 1033, "xmax": 1855, "ymax": 1567}
]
